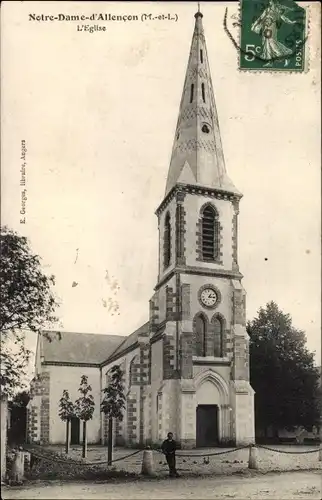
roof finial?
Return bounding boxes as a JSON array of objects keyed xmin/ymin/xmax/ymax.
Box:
[{"xmin": 195, "ymin": 2, "xmax": 203, "ymax": 19}]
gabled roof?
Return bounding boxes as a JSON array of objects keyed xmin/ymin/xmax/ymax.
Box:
[
  {"xmin": 105, "ymin": 322, "xmax": 149, "ymax": 362},
  {"xmin": 40, "ymin": 321, "xmax": 150, "ymax": 367},
  {"xmin": 42, "ymin": 331, "xmax": 124, "ymax": 365}
]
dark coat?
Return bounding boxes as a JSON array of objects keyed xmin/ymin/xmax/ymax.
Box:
[{"xmin": 161, "ymin": 438, "xmax": 177, "ymax": 455}]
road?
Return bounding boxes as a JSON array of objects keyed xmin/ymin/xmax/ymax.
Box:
[{"xmin": 2, "ymin": 470, "xmax": 321, "ymax": 499}]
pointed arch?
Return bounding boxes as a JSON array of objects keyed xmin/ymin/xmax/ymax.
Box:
[
  {"xmin": 195, "ymin": 369, "xmax": 231, "ymax": 443},
  {"xmin": 211, "ymin": 313, "xmax": 225, "ymax": 357},
  {"xmin": 195, "ymin": 368, "xmax": 229, "ymax": 403},
  {"xmin": 193, "ymin": 312, "xmax": 208, "ymax": 357},
  {"xmin": 163, "ymin": 212, "xmax": 171, "ymax": 269},
  {"xmin": 199, "ymin": 203, "xmax": 220, "ymax": 262}
]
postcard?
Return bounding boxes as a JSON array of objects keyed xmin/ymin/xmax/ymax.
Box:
[{"xmin": 1, "ymin": 1, "xmax": 321, "ymax": 494}]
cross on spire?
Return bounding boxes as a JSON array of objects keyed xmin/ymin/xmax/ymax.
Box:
[{"xmin": 195, "ymin": 2, "xmax": 203, "ymax": 18}]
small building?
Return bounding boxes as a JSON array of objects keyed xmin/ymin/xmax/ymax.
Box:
[{"xmin": 27, "ymin": 8, "xmax": 255, "ymax": 449}]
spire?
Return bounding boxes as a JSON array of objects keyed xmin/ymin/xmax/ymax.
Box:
[{"xmin": 165, "ymin": 10, "xmax": 240, "ymax": 197}]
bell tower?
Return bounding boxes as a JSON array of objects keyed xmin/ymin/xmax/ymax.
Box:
[{"xmin": 149, "ymin": 9, "xmax": 255, "ymax": 448}]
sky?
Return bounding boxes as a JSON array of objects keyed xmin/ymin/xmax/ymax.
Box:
[{"xmin": 2, "ymin": 1, "xmax": 321, "ymax": 367}]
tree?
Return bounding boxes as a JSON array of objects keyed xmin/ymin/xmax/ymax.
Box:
[
  {"xmin": 0, "ymin": 226, "xmax": 59, "ymax": 395},
  {"xmin": 101, "ymin": 365, "xmax": 126, "ymax": 465},
  {"xmin": 8, "ymin": 391, "xmax": 30, "ymax": 446},
  {"xmin": 0, "ymin": 226, "xmax": 59, "ymax": 336},
  {"xmin": 0, "ymin": 339, "xmax": 31, "ymax": 397},
  {"xmin": 58, "ymin": 390, "xmax": 75, "ymax": 454},
  {"xmin": 74, "ymin": 376, "xmax": 95, "ymax": 458},
  {"xmin": 10, "ymin": 390, "xmax": 30, "ymax": 408},
  {"xmin": 248, "ymin": 301, "xmax": 320, "ymax": 438}
]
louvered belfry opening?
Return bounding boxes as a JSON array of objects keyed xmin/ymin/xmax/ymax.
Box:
[
  {"xmin": 164, "ymin": 212, "xmax": 171, "ymax": 268},
  {"xmin": 202, "ymin": 206, "xmax": 218, "ymax": 260}
]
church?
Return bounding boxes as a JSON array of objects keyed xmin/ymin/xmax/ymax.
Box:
[{"xmin": 27, "ymin": 9, "xmax": 255, "ymax": 449}]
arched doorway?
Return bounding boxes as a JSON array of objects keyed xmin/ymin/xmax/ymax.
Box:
[{"xmin": 195, "ymin": 370, "xmax": 230, "ymax": 446}]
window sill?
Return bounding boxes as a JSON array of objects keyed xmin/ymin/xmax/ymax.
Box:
[
  {"xmin": 200, "ymin": 259, "xmax": 222, "ymax": 264},
  {"xmin": 192, "ymin": 356, "xmax": 230, "ymax": 365}
]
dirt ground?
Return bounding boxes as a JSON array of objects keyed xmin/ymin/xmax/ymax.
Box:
[
  {"xmin": 2, "ymin": 470, "xmax": 321, "ymax": 499},
  {"xmin": 36, "ymin": 443, "xmax": 322, "ymax": 476}
]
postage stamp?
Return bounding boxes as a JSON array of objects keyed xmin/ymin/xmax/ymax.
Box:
[{"xmin": 239, "ymin": 0, "xmax": 307, "ymax": 71}]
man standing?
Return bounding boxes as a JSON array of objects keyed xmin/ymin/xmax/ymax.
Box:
[{"xmin": 161, "ymin": 432, "xmax": 179, "ymax": 477}]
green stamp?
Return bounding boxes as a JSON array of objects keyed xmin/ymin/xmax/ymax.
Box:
[{"xmin": 239, "ymin": 0, "xmax": 307, "ymax": 71}]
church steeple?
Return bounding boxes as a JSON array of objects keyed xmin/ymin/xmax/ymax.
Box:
[
  {"xmin": 165, "ymin": 9, "xmax": 240, "ymax": 197},
  {"xmin": 150, "ymin": 8, "xmax": 254, "ymax": 451}
]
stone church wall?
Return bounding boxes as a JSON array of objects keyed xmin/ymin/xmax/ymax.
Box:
[
  {"xmin": 180, "ymin": 273, "xmax": 234, "ymax": 360},
  {"xmin": 150, "ymin": 338, "xmax": 164, "ymax": 444},
  {"xmin": 158, "ymin": 202, "xmax": 177, "ymax": 282},
  {"xmin": 46, "ymin": 365, "xmax": 101, "ymax": 444},
  {"xmin": 28, "ymin": 372, "xmax": 50, "ymax": 444},
  {"xmin": 153, "ymin": 275, "xmax": 176, "ymax": 325},
  {"xmin": 193, "ymin": 364, "xmax": 230, "ymax": 383},
  {"xmin": 101, "ymin": 340, "xmax": 152, "ymax": 448},
  {"xmin": 181, "ymin": 274, "xmax": 232, "ymax": 325}
]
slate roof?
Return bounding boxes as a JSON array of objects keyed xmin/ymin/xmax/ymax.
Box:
[
  {"xmin": 41, "ymin": 331, "xmax": 125, "ymax": 365},
  {"xmin": 41, "ymin": 321, "xmax": 150, "ymax": 366},
  {"xmin": 106, "ymin": 322, "xmax": 149, "ymax": 361}
]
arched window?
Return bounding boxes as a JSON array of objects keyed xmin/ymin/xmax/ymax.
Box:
[
  {"xmin": 201, "ymin": 205, "xmax": 219, "ymax": 261},
  {"xmin": 195, "ymin": 314, "xmax": 206, "ymax": 357},
  {"xmin": 164, "ymin": 212, "xmax": 171, "ymax": 269},
  {"xmin": 201, "ymin": 83, "xmax": 206, "ymax": 103},
  {"xmin": 190, "ymin": 84, "xmax": 194, "ymax": 103},
  {"xmin": 213, "ymin": 316, "xmax": 223, "ymax": 357},
  {"xmin": 129, "ymin": 356, "xmax": 137, "ymax": 387},
  {"xmin": 200, "ymin": 49, "xmax": 203, "ymax": 63}
]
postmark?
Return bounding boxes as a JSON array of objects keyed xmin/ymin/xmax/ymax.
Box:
[{"xmin": 239, "ymin": 0, "xmax": 307, "ymax": 72}]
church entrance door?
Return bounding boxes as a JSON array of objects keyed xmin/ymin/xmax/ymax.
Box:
[
  {"xmin": 70, "ymin": 417, "xmax": 80, "ymax": 445},
  {"xmin": 196, "ymin": 405, "xmax": 218, "ymax": 447}
]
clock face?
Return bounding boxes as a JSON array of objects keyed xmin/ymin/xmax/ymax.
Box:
[{"xmin": 200, "ymin": 287, "xmax": 218, "ymax": 308}]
